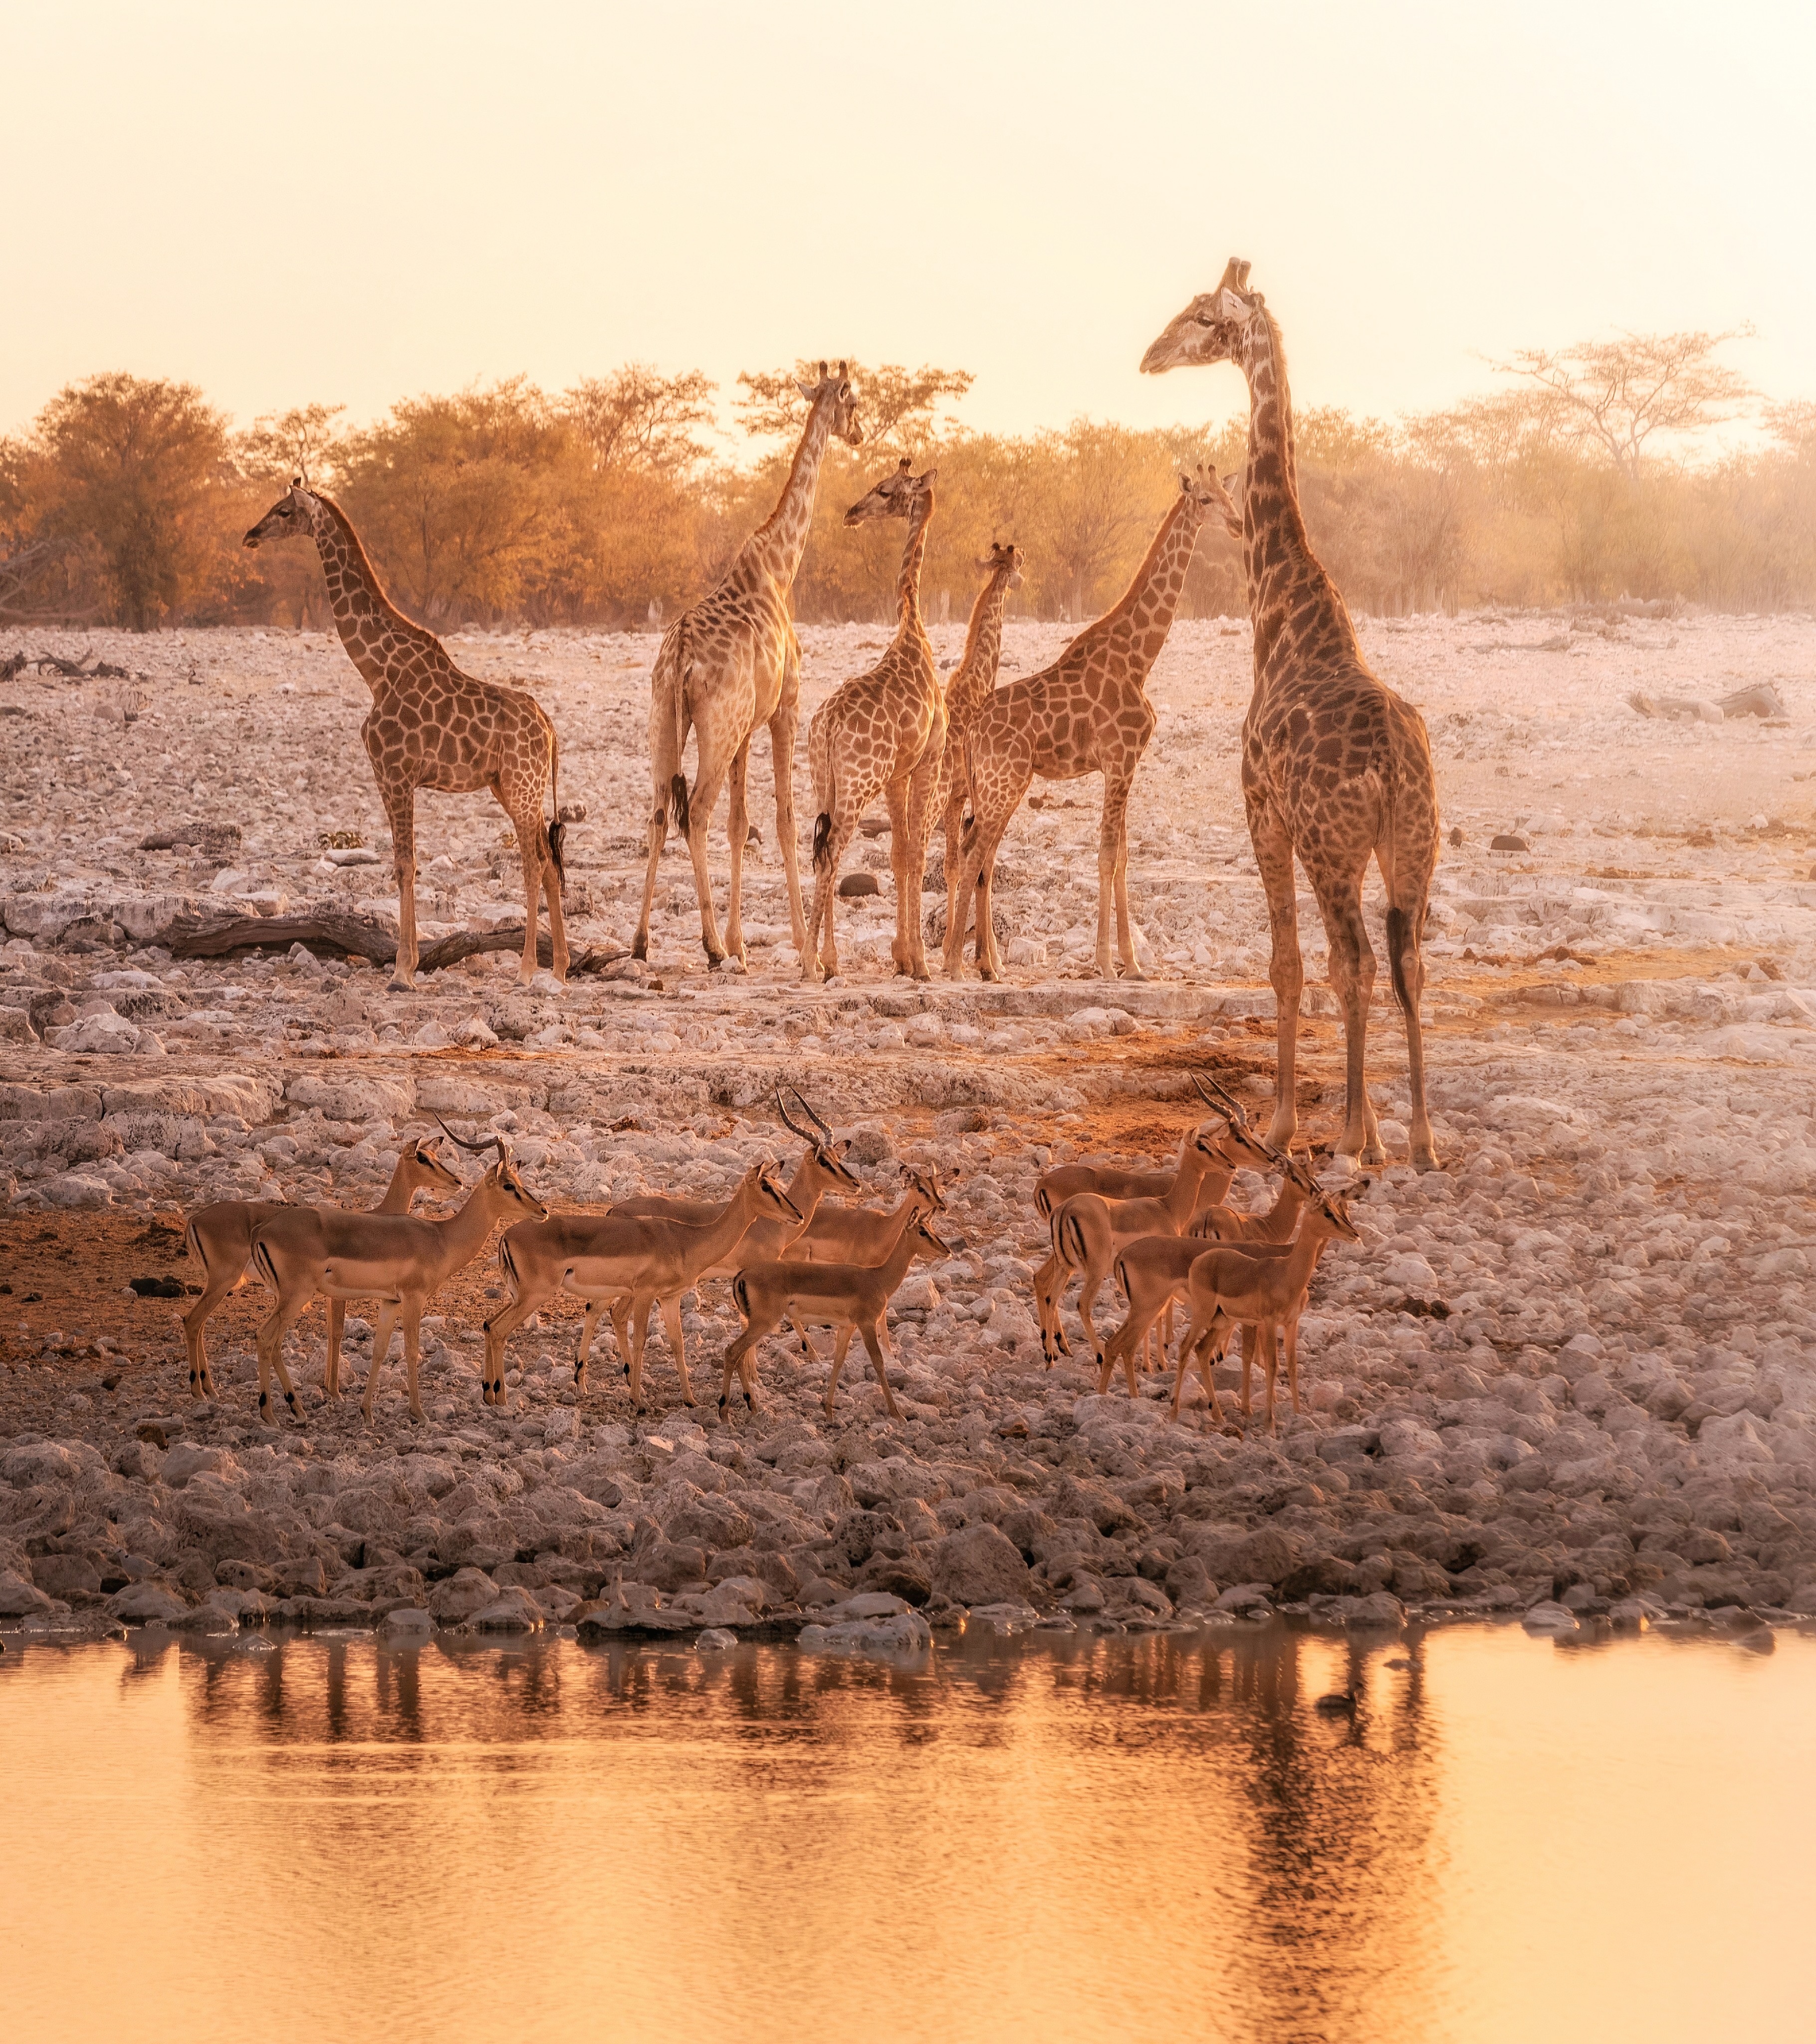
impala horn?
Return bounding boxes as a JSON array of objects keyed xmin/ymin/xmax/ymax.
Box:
[
  {"xmin": 789, "ymin": 1086, "xmax": 835, "ymax": 1141},
  {"xmin": 431, "ymin": 1111, "xmax": 505, "ymax": 1156}
]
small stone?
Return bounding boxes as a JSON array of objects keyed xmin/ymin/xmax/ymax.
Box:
[
  {"xmin": 696, "ymin": 1627, "xmax": 738, "ymax": 1651},
  {"xmin": 838, "ymin": 872, "xmax": 880, "ymax": 898}
]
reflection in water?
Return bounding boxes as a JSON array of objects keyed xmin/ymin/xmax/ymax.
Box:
[{"xmin": 5, "ymin": 1624, "xmax": 1814, "ymax": 2044}]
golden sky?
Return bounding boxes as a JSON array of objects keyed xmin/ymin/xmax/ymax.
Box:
[{"xmin": 7, "ymin": 0, "xmax": 1813, "ymax": 443}]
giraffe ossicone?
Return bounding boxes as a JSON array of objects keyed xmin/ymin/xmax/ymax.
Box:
[
  {"xmin": 1142, "ymin": 260, "xmax": 1442, "ymax": 1173},
  {"xmin": 242, "ymin": 485, "xmax": 577, "ymax": 991}
]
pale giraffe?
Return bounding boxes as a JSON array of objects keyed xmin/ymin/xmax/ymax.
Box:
[
  {"xmin": 802, "ymin": 460, "xmax": 943, "ymax": 982},
  {"xmin": 633, "ymin": 363, "xmax": 863, "ymax": 970},
  {"xmin": 243, "ymin": 486, "xmax": 580, "ymax": 989},
  {"xmin": 1142, "ymin": 259, "xmax": 1442, "ymax": 1171},
  {"xmin": 932, "ymin": 540, "xmax": 1022, "ymax": 966},
  {"xmin": 947, "ymin": 468, "xmax": 1233, "ymax": 982}
]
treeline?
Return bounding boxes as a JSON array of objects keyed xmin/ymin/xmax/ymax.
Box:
[{"xmin": 3, "ymin": 330, "xmax": 1811, "ymax": 632}]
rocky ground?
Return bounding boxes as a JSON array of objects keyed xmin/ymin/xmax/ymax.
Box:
[{"xmin": 3, "ymin": 608, "xmax": 1816, "ymax": 1654}]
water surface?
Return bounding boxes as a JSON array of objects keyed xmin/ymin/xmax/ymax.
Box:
[{"xmin": 4, "ymin": 1623, "xmax": 1811, "ymax": 2044}]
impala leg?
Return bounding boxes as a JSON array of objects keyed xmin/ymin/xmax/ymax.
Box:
[
  {"xmin": 1170, "ymin": 1310, "xmax": 1205, "ymax": 1421},
  {"xmin": 1261, "ymin": 1323, "xmax": 1281, "ymax": 1436},
  {"xmin": 481, "ymin": 1287, "xmax": 544, "ymax": 1406},
  {"xmin": 325, "ymin": 1296, "xmax": 346, "ymax": 1399},
  {"xmin": 182, "ymin": 1261, "xmax": 241, "ymax": 1401},
  {"xmin": 402, "ymin": 1307, "xmax": 427, "ymax": 1423},
  {"xmin": 1033, "ymin": 1250, "xmax": 1070, "ymax": 1364},
  {"xmin": 661, "ymin": 1294, "xmax": 695, "ymax": 1406},
  {"xmin": 575, "ymin": 1299, "xmax": 604, "ymax": 1393},
  {"xmin": 626, "ymin": 1293, "xmax": 655, "ymax": 1409},
  {"xmin": 861, "ymin": 1320, "xmax": 901, "ymax": 1419},
  {"xmin": 254, "ymin": 1287, "xmax": 311, "ymax": 1425},
  {"xmin": 361, "ymin": 1303, "xmax": 399, "ymax": 1420},
  {"xmin": 1197, "ymin": 1320, "xmax": 1229, "ymax": 1426}
]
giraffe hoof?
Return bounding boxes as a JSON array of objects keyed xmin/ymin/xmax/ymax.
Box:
[{"xmin": 387, "ymin": 974, "xmax": 414, "ymax": 995}]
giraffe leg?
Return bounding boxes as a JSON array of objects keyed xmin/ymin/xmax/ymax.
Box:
[
  {"xmin": 683, "ymin": 748, "xmax": 735, "ymax": 967},
  {"xmin": 885, "ymin": 776, "xmax": 913, "ymax": 975},
  {"xmin": 771, "ymin": 672, "xmax": 809, "ymax": 959},
  {"xmin": 513, "ymin": 806, "xmax": 548, "ymax": 985},
  {"xmin": 383, "ymin": 785, "xmax": 419, "ymax": 990},
  {"xmin": 939, "ymin": 785, "xmax": 967, "ymax": 979},
  {"xmin": 1315, "ymin": 871, "xmax": 1383, "ymax": 1165},
  {"xmin": 972, "ymin": 817, "xmax": 1013, "ymax": 980},
  {"xmin": 1380, "ymin": 850, "xmax": 1439, "ymax": 1171},
  {"xmin": 633, "ymin": 666, "xmax": 683, "ymax": 963},
  {"xmin": 1249, "ymin": 796, "xmax": 1303, "ymax": 1152},
  {"xmin": 722, "ymin": 738, "xmax": 751, "ymax": 970},
  {"xmin": 900, "ymin": 734, "xmax": 943, "ymax": 981},
  {"xmin": 804, "ymin": 811, "xmax": 858, "ymax": 983},
  {"xmin": 1112, "ymin": 804, "xmax": 1144, "ymax": 980},
  {"xmin": 1094, "ymin": 773, "xmax": 1134, "ymax": 980}
]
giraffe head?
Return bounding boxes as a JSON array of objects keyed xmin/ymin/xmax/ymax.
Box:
[
  {"xmin": 1175, "ymin": 463, "xmax": 1240, "ymax": 537},
  {"xmin": 978, "ymin": 540, "xmax": 1025, "ymax": 590},
  {"xmin": 243, "ymin": 479, "xmax": 324, "ymax": 550},
  {"xmin": 844, "ymin": 457, "xmax": 936, "ymax": 526},
  {"xmin": 1138, "ymin": 259, "xmax": 1260, "ymax": 376},
  {"xmin": 796, "ymin": 361, "xmax": 864, "ymax": 446}
]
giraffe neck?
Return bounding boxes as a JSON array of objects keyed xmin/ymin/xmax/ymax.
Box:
[
  {"xmin": 307, "ymin": 494, "xmax": 446, "ymax": 693},
  {"xmin": 953, "ymin": 562, "xmax": 1012, "ymax": 691},
  {"xmin": 1237, "ymin": 306, "xmax": 1361, "ymax": 677},
  {"xmin": 1063, "ymin": 489, "xmax": 1197, "ymax": 674},
  {"xmin": 750, "ymin": 399, "xmax": 837, "ymax": 588},
  {"xmin": 894, "ymin": 492, "xmax": 934, "ymax": 638}
]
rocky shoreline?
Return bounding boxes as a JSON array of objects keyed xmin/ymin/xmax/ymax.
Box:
[{"xmin": 5, "ymin": 614, "xmax": 1816, "ymax": 1654}]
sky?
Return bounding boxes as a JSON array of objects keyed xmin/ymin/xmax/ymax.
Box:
[{"xmin": 7, "ymin": 0, "xmax": 1814, "ymax": 448}]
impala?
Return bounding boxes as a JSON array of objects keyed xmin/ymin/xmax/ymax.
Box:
[
  {"xmin": 179, "ymin": 1130, "xmax": 466, "ymax": 1400},
  {"xmin": 720, "ymin": 1212, "xmax": 951, "ymax": 1420},
  {"xmin": 1034, "ymin": 1114, "xmax": 1274, "ymax": 1367},
  {"xmin": 1167, "ymin": 1187, "xmax": 1364, "ymax": 1429},
  {"xmin": 248, "ymin": 1147, "xmax": 547, "ymax": 1424},
  {"xmin": 485, "ymin": 1160, "xmax": 801, "ymax": 1408}
]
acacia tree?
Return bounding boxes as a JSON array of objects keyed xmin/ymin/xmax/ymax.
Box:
[
  {"xmin": 562, "ymin": 365, "xmax": 716, "ymax": 476},
  {"xmin": 1492, "ymin": 328, "xmax": 1755, "ymax": 485},
  {"xmin": 28, "ymin": 373, "xmax": 235, "ymax": 628}
]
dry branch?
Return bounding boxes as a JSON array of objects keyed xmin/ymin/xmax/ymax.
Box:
[{"xmin": 165, "ymin": 910, "xmax": 629, "ymax": 976}]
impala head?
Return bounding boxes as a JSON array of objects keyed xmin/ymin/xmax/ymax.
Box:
[
  {"xmin": 796, "ymin": 359, "xmax": 864, "ymax": 447},
  {"xmin": 1189, "ymin": 1071, "xmax": 1274, "ymax": 1171},
  {"xmin": 1311, "ymin": 1184, "xmax": 1364, "ymax": 1243},
  {"xmin": 978, "ymin": 539, "xmax": 1025, "ymax": 590},
  {"xmin": 1274, "ymin": 1147, "xmax": 1324, "ymax": 1197},
  {"xmin": 747, "ymin": 1159, "xmax": 804, "ymax": 1224},
  {"xmin": 404, "ymin": 1138, "xmax": 463, "ymax": 1194},
  {"xmin": 777, "ymin": 1086, "xmax": 862, "ymax": 1192},
  {"xmin": 902, "ymin": 1162, "xmax": 946, "ymax": 1214},
  {"xmin": 1139, "ymin": 257, "xmax": 1259, "ymax": 376},
  {"xmin": 845, "ymin": 456, "xmax": 936, "ymax": 526},
  {"xmin": 487, "ymin": 1148, "xmax": 549, "ymax": 1223},
  {"xmin": 243, "ymin": 477, "xmax": 323, "ymax": 550},
  {"xmin": 911, "ymin": 1216, "xmax": 952, "ymax": 1259}
]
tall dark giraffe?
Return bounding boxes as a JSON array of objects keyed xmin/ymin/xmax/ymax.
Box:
[{"xmin": 1143, "ymin": 259, "xmax": 1441, "ymax": 1171}]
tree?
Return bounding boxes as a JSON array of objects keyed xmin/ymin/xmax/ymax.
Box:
[
  {"xmin": 30, "ymin": 372, "xmax": 235, "ymax": 629},
  {"xmin": 562, "ymin": 365, "xmax": 716, "ymax": 475},
  {"xmin": 1492, "ymin": 328, "xmax": 1755, "ymax": 484},
  {"xmin": 239, "ymin": 402, "xmax": 348, "ymax": 489},
  {"xmin": 1031, "ymin": 418, "xmax": 1169, "ymax": 621}
]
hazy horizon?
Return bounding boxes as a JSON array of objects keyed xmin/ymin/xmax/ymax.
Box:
[{"xmin": 7, "ymin": 0, "xmax": 1815, "ymax": 445}]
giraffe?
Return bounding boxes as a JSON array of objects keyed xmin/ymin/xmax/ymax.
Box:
[
  {"xmin": 801, "ymin": 460, "xmax": 943, "ymax": 983},
  {"xmin": 632, "ymin": 363, "xmax": 863, "ymax": 971},
  {"xmin": 1142, "ymin": 259, "xmax": 1442, "ymax": 1171},
  {"xmin": 932, "ymin": 540, "xmax": 1022, "ymax": 966},
  {"xmin": 243, "ymin": 486, "xmax": 579, "ymax": 989},
  {"xmin": 946, "ymin": 469, "xmax": 1233, "ymax": 982}
]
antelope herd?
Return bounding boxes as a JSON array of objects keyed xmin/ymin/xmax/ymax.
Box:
[{"xmin": 172, "ymin": 1080, "xmax": 1376, "ymax": 1438}]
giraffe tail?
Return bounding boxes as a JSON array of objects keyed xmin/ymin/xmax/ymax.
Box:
[{"xmin": 545, "ymin": 725, "xmax": 585, "ymax": 880}]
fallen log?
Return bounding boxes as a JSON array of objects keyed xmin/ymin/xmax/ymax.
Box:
[{"xmin": 165, "ymin": 910, "xmax": 629, "ymax": 977}]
